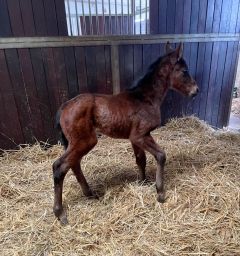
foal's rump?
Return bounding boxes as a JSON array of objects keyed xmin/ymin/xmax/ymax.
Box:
[{"xmin": 57, "ymin": 94, "xmax": 97, "ymax": 145}]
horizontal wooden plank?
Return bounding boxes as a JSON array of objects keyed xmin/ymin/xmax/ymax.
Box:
[
  {"xmin": 1, "ymin": 33, "xmax": 239, "ymax": 43},
  {"xmin": 0, "ymin": 33, "xmax": 239, "ymax": 49}
]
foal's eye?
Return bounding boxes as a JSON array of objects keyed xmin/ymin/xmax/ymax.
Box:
[{"xmin": 181, "ymin": 70, "xmax": 189, "ymax": 76}]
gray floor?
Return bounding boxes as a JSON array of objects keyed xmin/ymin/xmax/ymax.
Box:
[{"xmin": 228, "ymin": 114, "xmax": 240, "ymax": 131}]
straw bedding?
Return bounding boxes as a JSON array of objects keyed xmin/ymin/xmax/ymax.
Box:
[{"xmin": 0, "ymin": 117, "xmax": 240, "ymax": 256}]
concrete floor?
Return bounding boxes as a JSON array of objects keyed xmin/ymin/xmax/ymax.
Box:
[{"xmin": 228, "ymin": 114, "xmax": 240, "ymax": 131}]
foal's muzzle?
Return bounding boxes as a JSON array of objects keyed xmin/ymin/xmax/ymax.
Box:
[{"xmin": 189, "ymin": 87, "xmax": 199, "ymax": 98}]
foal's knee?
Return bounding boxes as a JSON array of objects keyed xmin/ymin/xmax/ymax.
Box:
[{"xmin": 155, "ymin": 151, "xmax": 166, "ymax": 167}]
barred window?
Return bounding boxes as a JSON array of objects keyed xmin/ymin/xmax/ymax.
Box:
[{"xmin": 64, "ymin": 0, "xmax": 149, "ymax": 36}]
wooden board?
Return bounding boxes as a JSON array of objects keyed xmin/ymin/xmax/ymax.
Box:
[
  {"xmin": 0, "ymin": 50, "xmax": 23, "ymax": 147},
  {"xmin": 30, "ymin": 48, "xmax": 55, "ymax": 142},
  {"xmin": 85, "ymin": 46, "xmax": 98, "ymax": 92},
  {"xmin": 119, "ymin": 45, "xmax": 134, "ymax": 90},
  {"xmin": 4, "ymin": 49, "xmax": 33, "ymax": 142},
  {"xmin": 74, "ymin": 47, "xmax": 89, "ymax": 93},
  {"xmin": 7, "ymin": 0, "xmax": 25, "ymax": 37},
  {"xmin": 198, "ymin": 43, "xmax": 214, "ymax": 121},
  {"xmin": 31, "ymin": 0, "xmax": 48, "ymax": 36},
  {"xmin": 0, "ymin": 0, "xmax": 12, "ymax": 37},
  {"xmin": 43, "ymin": 0, "xmax": 59, "ymax": 36},
  {"xmin": 95, "ymin": 46, "xmax": 108, "ymax": 94},
  {"xmin": 19, "ymin": 0, "xmax": 36, "ymax": 36},
  {"xmin": 1, "ymin": 0, "xmax": 240, "ymax": 150},
  {"xmin": 63, "ymin": 47, "xmax": 79, "ymax": 98},
  {"xmin": 18, "ymin": 49, "xmax": 45, "ymax": 140}
]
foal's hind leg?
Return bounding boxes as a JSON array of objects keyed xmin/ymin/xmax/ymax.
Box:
[
  {"xmin": 52, "ymin": 149, "xmax": 73, "ymax": 225},
  {"xmin": 71, "ymin": 135, "xmax": 98, "ymax": 198},
  {"xmin": 131, "ymin": 143, "xmax": 146, "ymax": 181},
  {"xmin": 71, "ymin": 163, "xmax": 97, "ymax": 198},
  {"xmin": 53, "ymin": 133, "xmax": 97, "ymax": 224}
]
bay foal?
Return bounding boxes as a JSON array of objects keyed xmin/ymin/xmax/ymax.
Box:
[{"xmin": 53, "ymin": 43, "xmax": 199, "ymax": 224}]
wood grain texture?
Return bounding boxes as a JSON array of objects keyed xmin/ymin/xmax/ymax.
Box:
[
  {"xmin": 4, "ymin": 49, "xmax": 33, "ymax": 142},
  {"xmin": 0, "ymin": 0, "xmax": 12, "ymax": 37},
  {"xmin": 0, "ymin": 50, "xmax": 23, "ymax": 146},
  {"xmin": 1, "ymin": 0, "xmax": 240, "ymax": 150}
]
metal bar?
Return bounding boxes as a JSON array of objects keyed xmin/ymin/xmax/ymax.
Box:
[
  {"xmin": 81, "ymin": 0, "xmax": 87, "ymax": 35},
  {"xmin": 102, "ymin": 0, "xmax": 105, "ymax": 35},
  {"xmin": 108, "ymin": 0, "xmax": 112, "ymax": 34},
  {"xmin": 111, "ymin": 45, "xmax": 121, "ymax": 94},
  {"xmin": 0, "ymin": 34, "xmax": 239, "ymax": 49},
  {"xmin": 74, "ymin": 0, "xmax": 80, "ymax": 35},
  {"xmin": 127, "ymin": 0, "xmax": 130, "ymax": 34},
  {"xmin": 66, "ymin": 0, "xmax": 73, "ymax": 35},
  {"xmin": 95, "ymin": 0, "xmax": 99, "ymax": 35},
  {"xmin": 133, "ymin": 0, "xmax": 136, "ymax": 34},
  {"xmin": 145, "ymin": 0, "xmax": 148, "ymax": 34},
  {"xmin": 140, "ymin": 0, "xmax": 142, "ymax": 34},
  {"xmin": 88, "ymin": 0, "xmax": 93, "ymax": 34},
  {"xmin": 115, "ymin": 0, "xmax": 118, "ymax": 34},
  {"xmin": 121, "ymin": 0, "xmax": 123, "ymax": 34}
]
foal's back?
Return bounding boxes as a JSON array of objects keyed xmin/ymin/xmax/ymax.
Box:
[
  {"xmin": 60, "ymin": 93, "xmax": 136, "ymax": 139},
  {"xmin": 59, "ymin": 91, "xmax": 155, "ymax": 140}
]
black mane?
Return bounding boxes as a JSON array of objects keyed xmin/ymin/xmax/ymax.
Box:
[{"xmin": 127, "ymin": 55, "xmax": 164, "ymax": 91}]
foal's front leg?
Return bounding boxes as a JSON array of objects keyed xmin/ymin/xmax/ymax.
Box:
[
  {"xmin": 131, "ymin": 143, "xmax": 146, "ymax": 181},
  {"xmin": 131, "ymin": 135, "xmax": 166, "ymax": 202}
]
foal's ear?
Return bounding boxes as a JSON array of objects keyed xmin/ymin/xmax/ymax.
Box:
[
  {"xmin": 165, "ymin": 41, "xmax": 173, "ymax": 54},
  {"xmin": 169, "ymin": 42, "xmax": 183, "ymax": 65},
  {"xmin": 175, "ymin": 42, "xmax": 183, "ymax": 60}
]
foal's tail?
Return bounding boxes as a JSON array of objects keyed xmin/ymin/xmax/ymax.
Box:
[{"xmin": 55, "ymin": 110, "xmax": 68, "ymax": 150}]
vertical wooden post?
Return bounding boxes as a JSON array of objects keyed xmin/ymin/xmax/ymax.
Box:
[{"xmin": 111, "ymin": 44, "xmax": 120, "ymax": 94}]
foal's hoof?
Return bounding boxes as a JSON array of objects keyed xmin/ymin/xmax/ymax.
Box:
[
  {"xmin": 157, "ymin": 192, "xmax": 165, "ymax": 203},
  {"xmin": 59, "ymin": 213, "xmax": 69, "ymax": 226},
  {"xmin": 84, "ymin": 189, "xmax": 99, "ymax": 199},
  {"xmin": 53, "ymin": 208, "xmax": 68, "ymax": 225}
]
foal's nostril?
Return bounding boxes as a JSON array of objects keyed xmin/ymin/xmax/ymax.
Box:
[
  {"xmin": 191, "ymin": 87, "xmax": 199, "ymax": 98},
  {"xmin": 191, "ymin": 88, "xmax": 199, "ymax": 98},
  {"xmin": 191, "ymin": 92, "xmax": 197, "ymax": 98}
]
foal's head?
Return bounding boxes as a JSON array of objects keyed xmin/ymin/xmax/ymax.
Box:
[{"xmin": 159, "ymin": 42, "xmax": 199, "ymax": 98}]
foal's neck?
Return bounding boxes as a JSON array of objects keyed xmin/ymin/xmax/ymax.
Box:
[
  {"xmin": 153, "ymin": 76, "xmax": 169, "ymax": 104},
  {"xmin": 140, "ymin": 74, "xmax": 169, "ymax": 106}
]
